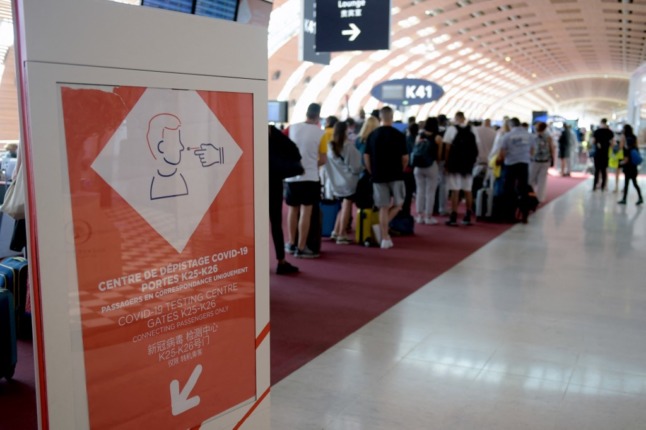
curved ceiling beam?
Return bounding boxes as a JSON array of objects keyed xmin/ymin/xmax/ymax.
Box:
[
  {"xmin": 553, "ymin": 97, "xmax": 628, "ymax": 106},
  {"xmin": 483, "ymin": 73, "xmax": 630, "ymax": 117}
]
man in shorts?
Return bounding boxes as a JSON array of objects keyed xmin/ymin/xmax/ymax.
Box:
[
  {"xmin": 443, "ymin": 111, "xmax": 479, "ymax": 226},
  {"xmin": 285, "ymin": 103, "xmax": 326, "ymax": 258},
  {"xmin": 364, "ymin": 106, "xmax": 409, "ymax": 249}
]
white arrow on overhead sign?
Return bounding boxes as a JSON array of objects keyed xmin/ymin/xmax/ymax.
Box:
[
  {"xmin": 342, "ymin": 23, "xmax": 361, "ymax": 42},
  {"xmin": 170, "ymin": 364, "xmax": 203, "ymax": 416}
]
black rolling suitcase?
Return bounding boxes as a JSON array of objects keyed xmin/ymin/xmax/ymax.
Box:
[
  {"xmin": 0, "ymin": 257, "xmax": 29, "ymax": 337},
  {"xmin": 0, "ymin": 288, "xmax": 17, "ymax": 380}
]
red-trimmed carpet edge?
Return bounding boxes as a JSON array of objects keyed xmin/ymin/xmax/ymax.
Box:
[
  {"xmin": 0, "ymin": 175, "xmax": 585, "ymax": 430},
  {"xmin": 270, "ymin": 174, "xmax": 585, "ymax": 384}
]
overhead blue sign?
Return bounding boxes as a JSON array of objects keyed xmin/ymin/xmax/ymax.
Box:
[
  {"xmin": 315, "ymin": 0, "xmax": 390, "ymax": 52},
  {"xmin": 371, "ymin": 79, "xmax": 445, "ymax": 106}
]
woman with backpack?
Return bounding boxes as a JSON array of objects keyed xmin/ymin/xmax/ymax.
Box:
[
  {"xmin": 324, "ymin": 121, "xmax": 363, "ymax": 243},
  {"xmin": 412, "ymin": 117, "xmax": 443, "ymax": 224},
  {"xmin": 618, "ymin": 124, "xmax": 643, "ymax": 205},
  {"xmin": 529, "ymin": 122, "xmax": 554, "ymax": 202}
]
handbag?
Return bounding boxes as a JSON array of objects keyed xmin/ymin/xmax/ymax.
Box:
[
  {"xmin": 1, "ymin": 162, "xmax": 25, "ymax": 220},
  {"xmin": 630, "ymin": 148, "xmax": 643, "ymax": 166}
]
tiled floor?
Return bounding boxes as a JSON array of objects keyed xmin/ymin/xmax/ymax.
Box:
[{"xmin": 271, "ymin": 179, "xmax": 646, "ymax": 430}]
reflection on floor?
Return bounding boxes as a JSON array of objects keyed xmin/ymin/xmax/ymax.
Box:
[{"xmin": 271, "ymin": 178, "xmax": 646, "ymax": 430}]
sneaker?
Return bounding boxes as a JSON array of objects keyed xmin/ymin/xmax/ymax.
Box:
[
  {"xmin": 380, "ymin": 238, "xmax": 394, "ymax": 249},
  {"xmin": 415, "ymin": 215, "xmax": 424, "ymax": 224},
  {"xmin": 424, "ymin": 217, "xmax": 438, "ymax": 225},
  {"xmin": 330, "ymin": 232, "xmax": 338, "ymax": 240},
  {"xmin": 295, "ymin": 247, "xmax": 319, "ymax": 259},
  {"xmin": 462, "ymin": 211, "xmax": 473, "ymax": 226},
  {"xmin": 445, "ymin": 212, "xmax": 458, "ymax": 226},
  {"xmin": 284, "ymin": 243, "xmax": 297, "ymax": 254},
  {"xmin": 276, "ymin": 261, "xmax": 299, "ymax": 275},
  {"xmin": 335, "ymin": 236, "xmax": 352, "ymax": 245},
  {"xmin": 637, "ymin": 199, "xmax": 644, "ymax": 206},
  {"xmin": 618, "ymin": 200, "xmax": 627, "ymax": 205}
]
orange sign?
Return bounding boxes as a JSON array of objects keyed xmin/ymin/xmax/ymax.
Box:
[{"xmin": 60, "ymin": 85, "xmax": 256, "ymax": 429}]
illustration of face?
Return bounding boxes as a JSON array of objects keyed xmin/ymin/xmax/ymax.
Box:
[
  {"xmin": 146, "ymin": 113, "xmax": 184, "ymax": 168},
  {"xmin": 160, "ymin": 127, "xmax": 184, "ymax": 166}
]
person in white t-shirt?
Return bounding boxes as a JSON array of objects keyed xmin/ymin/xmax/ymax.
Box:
[{"xmin": 285, "ymin": 103, "xmax": 326, "ymax": 259}]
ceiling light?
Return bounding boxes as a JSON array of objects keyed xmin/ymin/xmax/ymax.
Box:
[
  {"xmin": 432, "ymin": 34, "xmax": 451, "ymax": 44},
  {"xmin": 417, "ymin": 27, "xmax": 437, "ymax": 37},
  {"xmin": 447, "ymin": 41, "xmax": 463, "ymax": 50},
  {"xmin": 505, "ymin": 56, "xmax": 511, "ymax": 62},
  {"xmin": 393, "ymin": 37, "xmax": 414, "ymax": 48},
  {"xmin": 398, "ymin": 16, "xmax": 421, "ymax": 28}
]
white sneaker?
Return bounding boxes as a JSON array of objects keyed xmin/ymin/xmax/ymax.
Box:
[
  {"xmin": 380, "ymin": 238, "xmax": 394, "ymax": 249},
  {"xmin": 424, "ymin": 217, "xmax": 438, "ymax": 225},
  {"xmin": 415, "ymin": 215, "xmax": 424, "ymax": 224}
]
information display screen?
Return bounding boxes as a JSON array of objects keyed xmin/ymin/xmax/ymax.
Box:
[
  {"xmin": 268, "ymin": 100, "xmax": 288, "ymax": 123},
  {"xmin": 141, "ymin": 0, "xmax": 193, "ymax": 13},
  {"xmin": 141, "ymin": 0, "xmax": 240, "ymax": 21},
  {"xmin": 195, "ymin": 0, "xmax": 238, "ymax": 20}
]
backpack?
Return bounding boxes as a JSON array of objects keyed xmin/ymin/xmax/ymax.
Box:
[
  {"xmin": 411, "ymin": 138, "xmax": 435, "ymax": 168},
  {"xmin": 533, "ymin": 133, "xmax": 551, "ymax": 162},
  {"xmin": 630, "ymin": 148, "xmax": 643, "ymax": 166},
  {"xmin": 447, "ymin": 126, "xmax": 478, "ymax": 175}
]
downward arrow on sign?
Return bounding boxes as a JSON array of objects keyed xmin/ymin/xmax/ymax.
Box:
[
  {"xmin": 341, "ymin": 23, "xmax": 361, "ymax": 42},
  {"xmin": 170, "ymin": 364, "xmax": 203, "ymax": 416}
]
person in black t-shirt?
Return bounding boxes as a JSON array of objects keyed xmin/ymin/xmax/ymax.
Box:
[
  {"xmin": 591, "ymin": 118, "xmax": 615, "ymax": 191},
  {"xmin": 364, "ymin": 106, "xmax": 409, "ymax": 249}
]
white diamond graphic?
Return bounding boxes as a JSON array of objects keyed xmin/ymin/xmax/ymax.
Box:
[{"xmin": 91, "ymin": 88, "xmax": 243, "ymax": 253}]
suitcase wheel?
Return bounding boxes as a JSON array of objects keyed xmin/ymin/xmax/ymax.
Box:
[{"xmin": 3, "ymin": 364, "xmax": 15, "ymax": 380}]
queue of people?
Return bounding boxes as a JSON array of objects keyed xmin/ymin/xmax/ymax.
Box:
[{"xmin": 269, "ymin": 106, "xmax": 643, "ymax": 274}]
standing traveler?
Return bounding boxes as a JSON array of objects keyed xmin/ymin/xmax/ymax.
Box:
[
  {"xmin": 364, "ymin": 106, "xmax": 409, "ymax": 249},
  {"xmin": 268, "ymin": 126, "xmax": 302, "ymax": 274},
  {"xmin": 529, "ymin": 122, "xmax": 554, "ymax": 202},
  {"xmin": 618, "ymin": 124, "xmax": 643, "ymax": 205},
  {"xmin": 497, "ymin": 117, "xmax": 535, "ymax": 223},
  {"xmin": 355, "ymin": 116, "xmax": 379, "ymax": 158},
  {"xmin": 323, "ymin": 121, "xmax": 362, "ymax": 244},
  {"xmin": 591, "ymin": 118, "xmax": 614, "ymax": 191},
  {"xmin": 609, "ymin": 137, "xmax": 625, "ymax": 193},
  {"xmin": 402, "ymin": 122, "xmax": 418, "ymax": 215},
  {"xmin": 285, "ymin": 103, "xmax": 326, "ymax": 258},
  {"xmin": 558, "ymin": 124, "xmax": 571, "ymax": 176},
  {"xmin": 443, "ymin": 112, "xmax": 479, "ymax": 226},
  {"xmin": 474, "ymin": 119, "xmax": 496, "ymax": 177},
  {"xmin": 412, "ymin": 117, "xmax": 442, "ymax": 225}
]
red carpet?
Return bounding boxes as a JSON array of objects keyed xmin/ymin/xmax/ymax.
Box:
[
  {"xmin": 0, "ymin": 174, "xmax": 583, "ymax": 429},
  {"xmin": 0, "ymin": 339, "xmax": 37, "ymax": 430},
  {"xmin": 270, "ymin": 174, "xmax": 584, "ymax": 384}
]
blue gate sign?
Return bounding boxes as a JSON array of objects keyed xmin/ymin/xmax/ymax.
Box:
[{"xmin": 371, "ymin": 79, "xmax": 444, "ymax": 106}]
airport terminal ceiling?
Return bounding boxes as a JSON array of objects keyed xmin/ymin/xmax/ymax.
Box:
[
  {"xmin": 0, "ymin": 0, "xmax": 643, "ymax": 135},
  {"xmin": 268, "ymin": 0, "xmax": 646, "ymax": 124}
]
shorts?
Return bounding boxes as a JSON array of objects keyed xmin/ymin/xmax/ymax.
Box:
[
  {"xmin": 447, "ymin": 173, "xmax": 473, "ymax": 191},
  {"xmin": 335, "ymin": 194, "xmax": 355, "ymax": 201},
  {"xmin": 373, "ymin": 181, "xmax": 405, "ymax": 208},
  {"xmin": 285, "ymin": 181, "xmax": 320, "ymax": 206}
]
